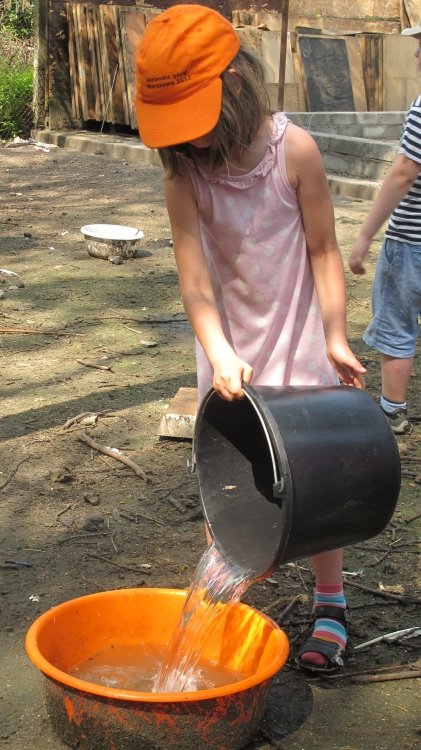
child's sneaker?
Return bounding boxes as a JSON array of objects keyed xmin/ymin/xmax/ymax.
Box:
[{"xmin": 381, "ymin": 406, "xmax": 412, "ymax": 435}]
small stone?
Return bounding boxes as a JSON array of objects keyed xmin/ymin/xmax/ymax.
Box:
[
  {"xmin": 140, "ymin": 339, "xmax": 157, "ymax": 348},
  {"xmin": 59, "ymin": 514, "xmax": 75, "ymax": 528},
  {"xmin": 54, "ymin": 470, "xmax": 74, "ymax": 484},
  {"xmin": 111, "ymin": 508, "xmax": 123, "ymax": 523},
  {"xmin": 382, "ymin": 563, "xmax": 398, "ymax": 575},
  {"xmin": 83, "ymin": 514, "xmax": 105, "ymax": 532},
  {"xmin": 83, "ymin": 492, "xmax": 100, "ymax": 506}
]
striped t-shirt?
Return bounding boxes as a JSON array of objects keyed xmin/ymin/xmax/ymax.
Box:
[{"xmin": 386, "ymin": 95, "xmax": 421, "ymax": 245}]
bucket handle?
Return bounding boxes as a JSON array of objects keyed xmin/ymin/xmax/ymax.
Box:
[{"xmin": 189, "ymin": 386, "xmax": 285, "ymax": 504}]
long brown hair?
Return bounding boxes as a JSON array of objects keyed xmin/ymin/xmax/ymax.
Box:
[{"xmin": 158, "ymin": 47, "xmax": 271, "ymax": 179}]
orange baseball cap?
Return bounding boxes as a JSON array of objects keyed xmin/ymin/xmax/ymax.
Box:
[{"xmin": 135, "ymin": 4, "xmax": 240, "ymax": 149}]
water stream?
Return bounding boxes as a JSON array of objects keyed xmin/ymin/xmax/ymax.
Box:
[
  {"xmin": 71, "ymin": 542, "xmax": 255, "ymax": 693},
  {"xmin": 154, "ymin": 542, "xmax": 254, "ymax": 693}
]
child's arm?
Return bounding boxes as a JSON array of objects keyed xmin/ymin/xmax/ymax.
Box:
[
  {"xmin": 285, "ymin": 123, "xmax": 366, "ymax": 388},
  {"xmin": 165, "ymin": 172, "xmax": 253, "ymax": 400},
  {"xmin": 348, "ymin": 154, "xmax": 421, "ymax": 274}
]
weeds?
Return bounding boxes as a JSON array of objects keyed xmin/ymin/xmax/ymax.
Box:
[{"xmin": 0, "ymin": 27, "xmax": 33, "ymax": 139}]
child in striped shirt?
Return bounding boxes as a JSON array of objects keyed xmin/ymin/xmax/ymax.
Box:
[{"xmin": 349, "ymin": 24, "xmax": 421, "ymax": 435}]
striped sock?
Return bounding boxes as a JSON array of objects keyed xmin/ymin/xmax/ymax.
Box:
[{"xmin": 300, "ymin": 583, "xmax": 348, "ymax": 667}]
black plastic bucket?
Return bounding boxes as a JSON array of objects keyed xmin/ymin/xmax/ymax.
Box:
[{"xmin": 192, "ymin": 384, "xmax": 401, "ymax": 580}]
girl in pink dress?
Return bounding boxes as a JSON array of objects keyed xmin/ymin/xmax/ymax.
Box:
[{"xmin": 136, "ymin": 4, "xmax": 366, "ymax": 673}]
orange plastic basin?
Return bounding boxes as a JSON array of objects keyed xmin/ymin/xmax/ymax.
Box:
[{"xmin": 26, "ymin": 587, "xmax": 289, "ymax": 750}]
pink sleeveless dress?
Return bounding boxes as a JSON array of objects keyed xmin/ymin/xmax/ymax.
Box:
[{"xmin": 181, "ymin": 112, "xmax": 338, "ymax": 401}]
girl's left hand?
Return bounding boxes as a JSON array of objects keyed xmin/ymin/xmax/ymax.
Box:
[
  {"xmin": 327, "ymin": 342, "xmax": 367, "ymax": 389},
  {"xmin": 348, "ymin": 236, "xmax": 371, "ymax": 275}
]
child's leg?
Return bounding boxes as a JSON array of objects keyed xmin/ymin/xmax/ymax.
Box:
[
  {"xmin": 298, "ymin": 548, "xmax": 348, "ymax": 669},
  {"xmin": 381, "ymin": 353, "xmax": 413, "ymax": 403},
  {"xmin": 312, "ymin": 547, "xmax": 343, "ymax": 585},
  {"xmin": 380, "ymin": 354, "xmax": 414, "ymax": 434}
]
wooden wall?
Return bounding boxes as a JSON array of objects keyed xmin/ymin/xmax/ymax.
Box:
[{"xmin": 37, "ymin": 1, "xmax": 419, "ymax": 131}]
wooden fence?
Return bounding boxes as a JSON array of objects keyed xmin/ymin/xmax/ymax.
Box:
[{"xmin": 67, "ymin": 3, "xmax": 160, "ymax": 129}]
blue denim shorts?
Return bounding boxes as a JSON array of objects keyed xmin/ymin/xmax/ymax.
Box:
[{"xmin": 363, "ymin": 238, "xmax": 421, "ymax": 358}]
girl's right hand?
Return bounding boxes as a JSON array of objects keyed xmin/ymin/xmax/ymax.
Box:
[{"xmin": 211, "ymin": 351, "xmax": 253, "ymax": 401}]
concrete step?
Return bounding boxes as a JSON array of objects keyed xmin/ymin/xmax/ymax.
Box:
[
  {"xmin": 288, "ymin": 111, "xmax": 404, "ymax": 141},
  {"xmin": 311, "ymin": 131, "xmax": 398, "ymax": 180},
  {"xmin": 327, "ymin": 174, "xmax": 380, "ymax": 201},
  {"xmin": 33, "ymin": 128, "xmax": 379, "ymax": 200},
  {"xmin": 32, "ymin": 128, "xmax": 162, "ymax": 167}
]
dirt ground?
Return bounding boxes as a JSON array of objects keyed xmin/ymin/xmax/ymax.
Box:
[{"xmin": 0, "ymin": 141, "xmax": 420, "ymax": 750}]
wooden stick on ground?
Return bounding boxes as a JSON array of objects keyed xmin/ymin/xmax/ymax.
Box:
[
  {"xmin": 101, "ymin": 315, "xmax": 187, "ymax": 324},
  {"xmin": 277, "ymin": 594, "xmax": 306, "ymax": 622},
  {"xmin": 57, "ymin": 532, "xmax": 111, "ymax": 544},
  {"xmin": 344, "ymin": 577, "xmax": 421, "ymax": 605},
  {"xmin": 85, "ymin": 553, "xmax": 152, "ymax": 575},
  {"xmin": 56, "ymin": 502, "xmax": 78, "ymax": 520},
  {"xmin": 321, "ymin": 660, "xmax": 421, "ymax": 682},
  {"xmin": 77, "ymin": 432, "xmax": 148, "ymax": 481},
  {"xmin": 402, "ymin": 511, "xmax": 421, "ymax": 526},
  {"xmin": 0, "ymin": 457, "xmax": 30, "ymax": 491},
  {"xmin": 76, "ymin": 360, "xmax": 114, "ymax": 372},
  {"xmin": 119, "ymin": 509, "xmax": 165, "ymax": 527},
  {"xmin": 61, "ymin": 410, "xmax": 114, "ymax": 430},
  {"xmin": 0, "ymin": 327, "xmax": 82, "ymax": 336},
  {"xmin": 262, "ymin": 593, "xmax": 303, "ymax": 619},
  {"xmin": 352, "ymin": 670, "xmax": 421, "ymax": 684},
  {"xmin": 354, "ymin": 627, "xmax": 421, "ymax": 650}
]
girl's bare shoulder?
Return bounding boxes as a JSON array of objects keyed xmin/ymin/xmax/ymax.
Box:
[
  {"xmin": 285, "ymin": 121, "xmax": 320, "ymax": 159},
  {"xmin": 285, "ymin": 121, "xmax": 325, "ymax": 186},
  {"xmin": 164, "ymin": 164, "xmax": 196, "ymax": 204}
]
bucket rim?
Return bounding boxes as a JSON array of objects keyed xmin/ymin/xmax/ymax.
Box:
[
  {"xmin": 25, "ymin": 587, "xmax": 289, "ymax": 704},
  {"xmin": 193, "ymin": 385, "xmax": 295, "ymax": 579}
]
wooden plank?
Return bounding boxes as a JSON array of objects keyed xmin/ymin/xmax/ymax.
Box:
[
  {"xmin": 66, "ymin": 4, "xmax": 82, "ymax": 121},
  {"xmin": 45, "ymin": 0, "xmax": 74, "ymax": 129},
  {"xmin": 113, "ymin": 5, "xmax": 131, "ymax": 126},
  {"xmin": 86, "ymin": 4, "xmax": 105, "ymax": 122},
  {"xmin": 360, "ymin": 34, "xmax": 383, "ymax": 112},
  {"xmin": 384, "ymin": 34, "xmax": 421, "ymax": 110},
  {"xmin": 72, "ymin": 4, "xmax": 87, "ymax": 121},
  {"xmin": 284, "ymin": 82, "xmax": 306, "ymax": 111},
  {"xmin": 403, "ymin": 0, "xmax": 421, "ymax": 27},
  {"xmin": 33, "ymin": 0, "xmax": 48, "ymax": 128},
  {"xmin": 74, "ymin": 3, "xmax": 95, "ymax": 120},
  {"xmin": 345, "ymin": 37, "xmax": 367, "ymax": 111},
  {"xmin": 98, "ymin": 4, "xmax": 125, "ymax": 124},
  {"xmin": 97, "ymin": 5, "xmax": 115, "ymax": 123},
  {"xmin": 159, "ymin": 388, "xmax": 198, "ymax": 440},
  {"xmin": 290, "ymin": 31, "xmax": 307, "ymax": 111},
  {"xmin": 298, "ymin": 35, "xmax": 355, "ymax": 111},
  {"xmin": 277, "ymin": 0, "xmax": 289, "ymax": 109},
  {"xmin": 400, "ymin": 0, "xmax": 410, "ymax": 28},
  {"xmin": 119, "ymin": 8, "xmax": 147, "ymax": 130}
]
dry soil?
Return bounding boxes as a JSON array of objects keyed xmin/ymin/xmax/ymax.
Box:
[{"xmin": 0, "ymin": 141, "xmax": 420, "ymax": 750}]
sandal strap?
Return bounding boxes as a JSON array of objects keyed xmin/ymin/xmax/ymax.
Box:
[
  {"xmin": 297, "ymin": 636, "xmax": 345, "ymax": 665},
  {"xmin": 314, "ymin": 605, "xmax": 350, "ymax": 625}
]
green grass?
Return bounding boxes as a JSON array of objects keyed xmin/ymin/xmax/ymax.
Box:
[{"xmin": 0, "ymin": 60, "xmax": 33, "ymax": 139}]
